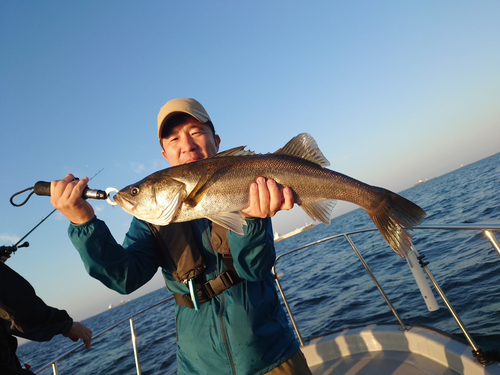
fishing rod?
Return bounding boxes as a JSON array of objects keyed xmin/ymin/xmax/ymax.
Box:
[{"xmin": 4, "ymin": 169, "xmax": 116, "ymax": 258}]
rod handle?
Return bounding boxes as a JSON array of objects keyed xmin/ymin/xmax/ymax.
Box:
[
  {"xmin": 33, "ymin": 181, "xmax": 107, "ymax": 200},
  {"xmin": 34, "ymin": 181, "xmax": 51, "ymax": 196}
]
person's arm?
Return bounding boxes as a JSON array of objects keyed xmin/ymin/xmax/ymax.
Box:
[
  {"xmin": 50, "ymin": 174, "xmax": 160, "ymax": 294},
  {"xmin": 228, "ymin": 177, "xmax": 293, "ymax": 281},
  {"xmin": 69, "ymin": 216, "xmax": 159, "ymax": 294},
  {"xmin": 227, "ymin": 217, "xmax": 276, "ymax": 281},
  {"xmin": 0, "ymin": 262, "xmax": 91, "ymax": 348}
]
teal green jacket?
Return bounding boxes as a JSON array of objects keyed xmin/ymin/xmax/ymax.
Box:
[{"xmin": 69, "ymin": 216, "xmax": 299, "ymax": 375}]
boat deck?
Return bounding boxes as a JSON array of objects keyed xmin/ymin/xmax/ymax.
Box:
[
  {"xmin": 302, "ymin": 325, "xmax": 500, "ymax": 375},
  {"xmin": 310, "ymin": 350, "xmax": 460, "ymax": 374}
]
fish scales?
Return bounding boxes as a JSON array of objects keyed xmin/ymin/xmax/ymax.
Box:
[
  {"xmin": 114, "ymin": 134, "xmax": 426, "ymax": 258},
  {"xmin": 166, "ymin": 155, "xmax": 372, "ymax": 218}
]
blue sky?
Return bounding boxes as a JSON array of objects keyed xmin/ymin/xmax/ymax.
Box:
[{"xmin": 1, "ymin": 1, "xmax": 499, "ymax": 322}]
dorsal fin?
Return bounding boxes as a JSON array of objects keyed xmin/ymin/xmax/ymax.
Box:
[
  {"xmin": 212, "ymin": 146, "xmax": 256, "ymax": 158},
  {"xmin": 274, "ymin": 133, "xmax": 330, "ymax": 167}
]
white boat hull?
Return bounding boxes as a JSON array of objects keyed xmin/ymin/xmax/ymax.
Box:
[{"xmin": 302, "ymin": 325, "xmax": 500, "ymax": 375}]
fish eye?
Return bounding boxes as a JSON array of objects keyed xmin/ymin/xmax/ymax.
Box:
[{"xmin": 131, "ymin": 187, "xmax": 140, "ymax": 196}]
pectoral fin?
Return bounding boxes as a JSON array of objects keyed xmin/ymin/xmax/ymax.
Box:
[
  {"xmin": 206, "ymin": 212, "xmax": 247, "ymax": 235},
  {"xmin": 300, "ymin": 200, "xmax": 337, "ymax": 225},
  {"xmin": 184, "ymin": 175, "xmax": 211, "ymax": 207},
  {"xmin": 150, "ymin": 184, "xmax": 185, "ymax": 226}
]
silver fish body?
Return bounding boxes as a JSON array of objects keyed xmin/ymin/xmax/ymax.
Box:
[{"xmin": 114, "ymin": 133, "xmax": 426, "ymax": 258}]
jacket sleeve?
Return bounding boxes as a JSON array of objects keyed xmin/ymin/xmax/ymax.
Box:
[
  {"xmin": 226, "ymin": 218, "xmax": 276, "ymax": 281},
  {"xmin": 69, "ymin": 216, "xmax": 159, "ymax": 294},
  {"xmin": 0, "ymin": 262, "xmax": 73, "ymax": 342}
]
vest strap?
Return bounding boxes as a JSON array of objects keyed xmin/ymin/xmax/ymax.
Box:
[
  {"xmin": 174, "ymin": 269, "xmax": 242, "ymax": 309},
  {"xmin": 148, "ymin": 219, "xmax": 242, "ymax": 309}
]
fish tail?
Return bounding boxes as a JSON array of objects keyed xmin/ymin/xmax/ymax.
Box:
[{"xmin": 367, "ymin": 188, "xmax": 426, "ymax": 258}]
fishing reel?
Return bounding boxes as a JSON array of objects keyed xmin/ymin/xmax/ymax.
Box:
[{"xmin": 0, "ymin": 241, "xmax": 29, "ymax": 258}]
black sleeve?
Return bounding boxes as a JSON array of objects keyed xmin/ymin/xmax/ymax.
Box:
[{"xmin": 0, "ymin": 262, "xmax": 73, "ymax": 342}]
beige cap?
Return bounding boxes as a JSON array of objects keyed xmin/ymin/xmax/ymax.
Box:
[{"xmin": 157, "ymin": 98, "xmax": 212, "ymax": 140}]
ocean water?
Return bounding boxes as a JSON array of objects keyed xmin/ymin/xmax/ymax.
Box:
[{"xmin": 17, "ymin": 152, "xmax": 500, "ymax": 374}]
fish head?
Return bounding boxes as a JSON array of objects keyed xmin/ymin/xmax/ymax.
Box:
[{"xmin": 114, "ymin": 176, "xmax": 186, "ymax": 226}]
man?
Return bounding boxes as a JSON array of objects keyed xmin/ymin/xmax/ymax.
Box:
[
  {"xmin": 50, "ymin": 98, "xmax": 312, "ymax": 374},
  {"xmin": 0, "ymin": 257, "xmax": 92, "ymax": 374}
]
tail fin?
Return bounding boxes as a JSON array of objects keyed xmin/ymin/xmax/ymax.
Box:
[{"xmin": 368, "ymin": 189, "xmax": 426, "ymax": 258}]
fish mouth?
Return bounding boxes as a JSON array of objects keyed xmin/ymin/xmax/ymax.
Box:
[{"xmin": 114, "ymin": 194, "xmax": 136, "ymax": 211}]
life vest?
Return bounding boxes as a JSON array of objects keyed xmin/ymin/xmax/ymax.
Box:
[{"xmin": 147, "ymin": 221, "xmax": 242, "ymax": 309}]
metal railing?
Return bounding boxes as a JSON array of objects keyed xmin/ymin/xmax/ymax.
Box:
[
  {"xmin": 35, "ymin": 296, "xmax": 175, "ymax": 374},
  {"xmin": 272, "ymin": 223, "xmax": 500, "ymax": 365},
  {"xmin": 35, "ymin": 223, "xmax": 500, "ymax": 373}
]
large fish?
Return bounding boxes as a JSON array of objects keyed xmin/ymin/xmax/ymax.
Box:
[{"xmin": 114, "ymin": 133, "xmax": 426, "ymax": 258}]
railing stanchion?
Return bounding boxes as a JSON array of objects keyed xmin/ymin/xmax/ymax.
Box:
[
  {"xmin": 129, "ymin": 317, "xmax": 141, "ymax": 375},
  {"xmin": 484, "ymin": 230, "xmax": 500, "ymax": 257},
  {"xmin": 414, "ymin": 252, "xmax": 489, "ymax": 361},
  {"xmin": 273, "ymin": 268, "xmax": 304, "ymax": 346},
  {"xmin": 344, "ymin": 234, "xmax": 407, "ymax": 331}
]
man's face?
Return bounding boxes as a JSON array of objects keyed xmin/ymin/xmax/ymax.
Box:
[{"xmin": 160, "ymin": 117, "xmax": 220, "ymax": 167}]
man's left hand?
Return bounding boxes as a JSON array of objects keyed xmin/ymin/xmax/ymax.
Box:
[{"xmin": 241, "ymin": 177, "xmax": 294, "ymax": 218}]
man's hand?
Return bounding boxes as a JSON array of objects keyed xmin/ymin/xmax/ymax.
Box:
[
  {"xmin": 241, "ymin": 177, "xmax": 294, "ymax": 218},
  {"xmin": 50, "ymin": 174, "xmax": 95, "ymax": 225},
  {"xmin": 63, "ymin": 321, "xmax": 92, "ymax": 349}
]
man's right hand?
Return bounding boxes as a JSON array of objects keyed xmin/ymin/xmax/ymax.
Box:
[{"xmin": 50, "ymin": 174, "xmax": 95, "ymax": 225}]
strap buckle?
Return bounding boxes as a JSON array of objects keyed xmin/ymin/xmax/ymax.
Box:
[
  {"xmin": 203, "ymin": 271, "xmax": 235, "ymax": 299},
  {"xmin": 174, "ymin": 271, "xmax": 242, "ymax": 310}
]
